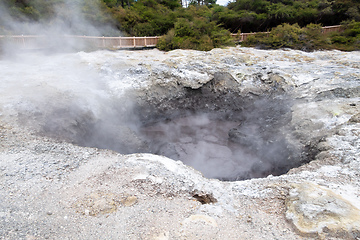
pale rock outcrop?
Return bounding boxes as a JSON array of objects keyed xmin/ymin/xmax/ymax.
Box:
[{"xmin": 286, "ymin": 182, "xmax": 360, "ymax": 239}]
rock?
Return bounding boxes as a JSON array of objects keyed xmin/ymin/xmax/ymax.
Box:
[
  {"xmin": 317, "ymin": 141, "xmax": 331, "ymax": 151},
  {"xmin": 316, "ymin": 87, "xmax": 360, "ymax": 100},
  {"xmin": 73, "ymin": 192, "xmax": 121, "ymax": 216},
  {"xmin": 349, "ymin": 113, "xmax": 360, "ymax": 123},
  {"xmin": 182, "ymin": 215, "xmax": 218, "ymax": 227},
  {"xmin": 286, "ymin": 182, "xmax": 360, "ymax": 238},
  {"xmin": 152, "ymin": 231, "xmax": 170, "ymax": 240},
  {"xmin": 201, "ymin": 72, "xmax": 239, "ymax": 94},
  {"xmin": 192, "ymin": 193, "xmax": 217, "ymax": 204},
  {"xmin": 228, "ymin": 127, "xmax": 257, "ymax": 148},
  {"xmin": 122, "ymin": 196, "xmax": 138, "ymax": 207}
]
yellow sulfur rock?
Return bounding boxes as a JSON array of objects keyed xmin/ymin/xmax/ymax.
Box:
[{"xmin": 286, "ymin": 182, "xmax": 360, "ymax": 238}]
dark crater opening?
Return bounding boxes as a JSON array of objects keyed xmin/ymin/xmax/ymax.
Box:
[
  {"xmin": 130, "ymin": 72, "xmax": 317, "ymax": 181},
  {"xmin": 36, "ymin": 72, "xmax": 320, "ymax": 181}
]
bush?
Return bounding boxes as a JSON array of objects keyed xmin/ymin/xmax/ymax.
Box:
[
  {"xmin": 156, "ymin": 29, "xmax": 177, "ymax": 51},
  {"xmin": 301, "ymin": 23, "xmax": 330, "ymax": 51},
  {"xmin": 268, "ymin": 23, "xmax": 302, "ymax": 48},
  {"xmin": 243, "ymin": 21, "xmax": 360, "ymax": 51},
  {"xmin": 327, "ymin": 21, "xmax": 360, "ymax": 50},
  {"xmin": 157, "ymin": 16, "xmax": 233, "ymax": 51},
  {"xmin": 243, "ymin": 23, "xmax": 303, "ymax": 49}
]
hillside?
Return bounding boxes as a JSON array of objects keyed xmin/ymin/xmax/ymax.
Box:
[{"xmin": 0, "ymin": 0, "xmax": 359, "ymax": 50}]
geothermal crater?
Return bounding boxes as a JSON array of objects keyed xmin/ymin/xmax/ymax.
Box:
[
  {"xmin": 39, "ymin": 71, "xmax": 315, "ymax": 181},
  {"xmin": 133, "ymin": 73, "xmax": 308, "ymax": 181},
  {"xmin": 1, "ymin": 48, "xmax": 359, "ymax": 239}
]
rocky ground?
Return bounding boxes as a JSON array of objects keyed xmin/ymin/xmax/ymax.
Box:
[{"xmin": 0, "ymin": 47, "xmax": 359, "ymax": 239}]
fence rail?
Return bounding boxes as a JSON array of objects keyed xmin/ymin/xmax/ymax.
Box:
[
  {"xmin": 231, "ymin": 32, "xmax": 270, "ymax": 42},
  {"xmin": 0, "ymin": 25, "xmax": 343, "ymax": 50},
  {"xmin": 0, "ymin": 35, "xmax": 160, "ymax": 50},
  {"xmin": 231, "ymin": 25, "xmax": 343, "ymax": 41},
  {"xmin": 321, "ymin": 25, "xmax": 342, "ymax": 34},
  {"xmin": 65, "ymin": 35, "xmax": 160, "ymax": 48}
]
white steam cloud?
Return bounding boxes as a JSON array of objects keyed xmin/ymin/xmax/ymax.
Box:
[
  {"xmin": 0, "ymin": 0, "xmax": 121, "ymax": 53},
  {"xmin": 0, "ymin": 48, "xmax": 300, "ymax": 181},
  {"xmin": 140, "ymin": 96, "xmax": 297, "ymax": 181},
  {"xmin": 0, "ymin": 3, "xmax": 300, "ymax": 181}
]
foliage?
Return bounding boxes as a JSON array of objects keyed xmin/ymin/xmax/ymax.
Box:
[
  {"xmin": 1, "ymin": 0, "xmax": 359, "ymax": 51},
  {"xmin": 330, "ymin": 21, "xmax": 360, "ymax": 50},
  {"xmin": 224, "ymin": 0, "xmax": 360, "ymax": 32},
  {"xmin": 112, "ymin": 0, "xmax": 177, "ymax": 36},
  {"xmin": 242, "ymin": 21, "xmax": 360, "ymax": 51},
  {"xmin": 157, "ymin": 6, "xmax": 234, "ymax": 51},
  {"xmin": 1, "ymin": 0, "xmax": 117, "ymax": 35},
  {"xmin": 267, "ymin": 23, "xmax": 302, "ymax": 48},
  {"xmin": 1, "ymin": 0, "xmax": 60, "ymax": 21}
]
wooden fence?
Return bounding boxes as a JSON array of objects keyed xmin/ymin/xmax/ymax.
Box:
[
  {"xmin": 0, "ymin": 25, "xmax": 343, "ymax": 50},
  {"xmin": 231, "ymin": 25, "xmax": 343, "ymax": 41},
  {"xmin": 66, "ymin": 35, "xmax": 160, "ymax": 48},
  {"xmin": 321, "ymin": 25, "xmax": 342, "ymax": 34},
  {"xmin": 0, "ymin": 35, "xmax": 160, "ymax": 50},
  {"xmin": 231, "ymin": 32, "xmax": 270, "ymax": 42}
]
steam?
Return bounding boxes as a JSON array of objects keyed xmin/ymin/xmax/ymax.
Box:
[
  {"xmin": 0, "ymin": 0, "xmax": 130, "ymax": 155},
  {"xmin": 0, "ymin": 48, "xmax": 302, "ymax": 181},
  {"xmin": 0, "ymin": 4, "xmax": 303, "ymax": 181},
  {"xmin": 140, "ymin": 113, "xmax": 240, "ymax": 179},
  {"xmin": 0, "ymin": 0, "xmax": 141, "ymax": 156},
  {"xmin": 139, "ymin": 95, "xmax": 298, "ymax": 180},
  {"xmin": 0, "ymin": 0, "xmax": 121, "ymax": 53}
]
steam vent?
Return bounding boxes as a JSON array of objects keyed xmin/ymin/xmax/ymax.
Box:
[{"xmin": 1, "ymin": 47, "xmax": 360, "ymax": 239}]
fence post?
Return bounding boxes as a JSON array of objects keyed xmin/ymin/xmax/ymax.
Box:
[
  {"xmin": 144, "ymin": 37, "xmax": 147, "ymax": 47},
  {"xmin": 119, "ymin": 37, "xmax": 122, "ymax": 48},
  {"xmin": 102, "ymin": 36, "xmax": 105, "ymax": 48},
  {"xmin": 133, "ymin": 37, "xmax": 136, "ymax": 47}
]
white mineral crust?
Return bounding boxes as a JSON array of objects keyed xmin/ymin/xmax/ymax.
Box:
[{"xmin": 0, "ymin": 47, "xmax": 359, "ymax": 239}]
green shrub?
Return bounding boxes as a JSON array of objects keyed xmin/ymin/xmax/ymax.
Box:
[
  {"xmin": 331, "ymin": 35, "xmax": 350, "ymax": 44},
  {"xmin": 243, "ymin": 23, "xmax": 303, "ymax": 49},
  {"xmin": 174, "ymin": 18, "xmax": 194, "ymax": 37},
  {"xmin": 329, "ymin": 21, "xmax": 360, "ymax": 50},
  {"xmin": 343, "ymin": 21, "xmax": 360, "ymax": 37},
  {"xmin": 157, "ymin": 16, "xmax": 233, "ymax": 51},
  {"xmin": 243, "ymin": 21, "xmax": 360, "ymax": 51},
  {"xmin": 301, "ymin": 23, "xmax": 330, "ymax": 51},
  {"xmin": 156, "ymin": 29, "xmax": 177, "ymax": 51},
  {"xmin": 267, "ymin": 23, "xmax": 302, "ymax": 48}
]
